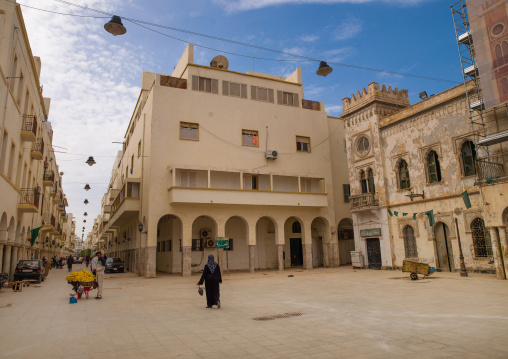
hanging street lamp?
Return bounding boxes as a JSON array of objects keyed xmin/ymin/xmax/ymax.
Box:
[
  {"xmin": 84, "ymin": 199, "xmax": 89, "ymax": 205},
  {"xmin": 86, "ymin": 156, "xmax": 96, "ymax": 166},
  {"xmin": 316, "ymin": 61, "xmax": 333, "ymax": 77},
  {"xmin": 84, "ymin": 184, "xmax": 91, "ymax": 191},
  {"xmin": 104, "ymin": 16, "xmax": 127, "ymax": 36}
]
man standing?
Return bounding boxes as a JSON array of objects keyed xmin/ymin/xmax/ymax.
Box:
[
  {"xmin": 91, "ymin": 252, "xmax": 105, "ymax": 300},
  {"xmin": 67, "ymin": 256, "xmax": 73, "ymax": 272}
]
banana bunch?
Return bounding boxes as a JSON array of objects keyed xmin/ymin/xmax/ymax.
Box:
[{"xmin": 66, "ymin": 269, "xmax": 95, "ymax": 283}]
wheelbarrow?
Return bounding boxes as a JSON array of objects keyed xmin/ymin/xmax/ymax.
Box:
[{"xmin": 402, "ymin": 260, "xmax": 436, "ymax": 280}]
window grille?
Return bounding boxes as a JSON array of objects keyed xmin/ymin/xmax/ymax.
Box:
[
  {"xmin": 471, "ymin": 217, "xmax": 493, "ymax": 257},
  {"xmin": 296, "ymin": 136, "xmax": 310, "ymax": 152},
  {"xmin": 277, "ymin": 91, "xmax": 299, "ymax": 107},
  {"xmin": 367, "ymin": 168, "xmax": 375, "ymax": 193},
  {"xmin": 251, "ymin": 86, "xmax": 274, "ymax": 103},
  {"xmin": 223, "ymin": 81, "xmax": 247, "ymax": 98},
  {"xmin": 427, "ymin": 150, "xmax": 442, "ymax": 183},
  {"xmin": 180, "ymin": 122, "xmax": 199, "ymax": 140},
  {"xmin": 460, "ymin": 141, "xmax": 477, "ymax": 176},
  {"xmin": 403, "ymin": 225, "xmax": 418, "ymax": 258},
  {"xmin": 192, "ymin": 76, "xmax": 218, "ymax": 94},
  {"xmin": 242, "ymin": 130, "xmax": 259, "ymax": 146},
  {"xmin": 398, "ymin": 160, "xmax": 411, "ymax": 189},
  {"xmin": 192, "ymin": 238, "xmax": 203, "ymax": 251},
  {"xmin": 360, "ymin": 170, "xmax": 368, "ymax": 194}
]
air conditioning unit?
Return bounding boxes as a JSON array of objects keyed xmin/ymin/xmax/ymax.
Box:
[
  {"xmin": 205, "ymin": 238, "xmax": 216, "ymax": 248},
  {"xmin": 200, "ymin": 229, "xmax": 212, "ymax": 240},
  {"xmin": 266, "ymin": 150, "xmax": 278, "ymax": 159}
]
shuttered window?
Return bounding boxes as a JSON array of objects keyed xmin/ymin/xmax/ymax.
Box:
[
  {"xmin": 301, "ymin": 178, "xmax": 312, "ymax": 192},
  {"xmin": 180, "ymin": 122, "xmax": 199, "ymax": 140},
  {"xmin": 251, "ymin": 86, "xmax": 274, "ymax": 103},
  {"xmin": 180, "ymin": 171, "xmax": 197, "ymax": 187},
  {"xmin": 277, "ymin": 91, "xmax": 299, "ymax": 107},
  {"xmin": 192, "ymin": 76, "xmax": 218, "ymax": 94},
  {"xmin": 343, "ymin": 184, "xmax": 350, "ymax": 202},
  {"xmin": 296, "ymin": 136, "xmax": 310, "ymax": 152},
  {"xmin": 223, "ymin": 81, "xmax": 247, "ymax": 98},
  {"xmin": 242, "ymin": 130, "xmax": 259, "ymax": 146}
]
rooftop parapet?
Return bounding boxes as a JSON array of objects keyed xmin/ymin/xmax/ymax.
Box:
[{"xmin": 341, "ymin": 82, "xmax": 409, "ymax": 116}]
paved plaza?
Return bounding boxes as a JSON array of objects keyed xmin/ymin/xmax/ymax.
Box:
[{"xmin": 0, "ymin": 264, "xmax": 507, "ymax": 359}]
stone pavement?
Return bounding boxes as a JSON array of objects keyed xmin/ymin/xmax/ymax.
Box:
[{"xmin": 0, "ymin": 264, "xmax": 507, "ymax": 359}]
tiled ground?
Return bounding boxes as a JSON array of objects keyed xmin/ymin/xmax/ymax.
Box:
[{"xmin": 1, "ymin": 264, "xmax": 507, "ymax": 358}]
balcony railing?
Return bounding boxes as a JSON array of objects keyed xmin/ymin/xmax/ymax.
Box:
[
  {"xmin": 18, "ymin": 188, "xmax": 40, "ymax": 209},
  {"xmin": 476, "ymin": 152, "xmax": 508, "ymax": 182},
  {"xmin": 21, "ymin": 115, "xmax": 37, "ymax": 138},
  {"xmin": 31, "ymin": 138, "xmax": 44, "ymax": 160},
  {"xmin": 350, "ymin": 193, "xmax": 379, "ymax": 209},
  {"xmin": 160, "ymin": 75, "xmax": 187, "ymax": 89},
  {"xmin": 302, "ymin": 99, "xmax": 321, "ymax": 111},
  {"xmin": 43, "ymin": 170, "xmax": 55, "ymax": 183}
]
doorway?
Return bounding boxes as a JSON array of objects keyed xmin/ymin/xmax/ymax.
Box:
[
  {"xmin": 434, "ymin": 222, "xmax": 454, "ymax": 272},
  {"xmin": 290, "ymin": 238, "xmax": 303, "ymax": 267},
  {"xmin": 366, "ymin": 238, "xmax": 382, "ymax": 269}
]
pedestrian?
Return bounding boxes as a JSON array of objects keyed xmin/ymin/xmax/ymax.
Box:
[
  {"xmin": 91, "ymin": 252, "xmax": 105, "ymax": 300},
  {"xmin": 197, "ymin": 254, "xmax": 222, "ymax": 309},
  {"xmin": 42, "ymin": 256, "xmax": 50, "ymax": 278},
  {"xmin": 85, "ymin": 255, "xmax": 90, "ymax": 267},
  {"xmin": 67, "ymin": 255, "xmax": 73, "ymax": 272}
]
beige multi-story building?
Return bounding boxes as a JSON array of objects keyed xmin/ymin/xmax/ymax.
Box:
[
  {"xmin": 0, "ymin": 0, "xmax": 73, "ymax": 278},
  {"xmin": 95, "ymin": 45, "xmax": 352, "ymax": 277},
  {"xmin": 342, "ymin": 81, "xmax": 508, "ymax": 276}
]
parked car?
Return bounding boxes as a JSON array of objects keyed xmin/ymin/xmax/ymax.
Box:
[
  {"xmin": 105, "ymin": 257, "xmax": 125, "ymax": 273},
  {"xmin": 72, "ymin": 257, "xmax": 82, "ymax": 264},
  {"xmin": 14, "ymin": 260, "xmax": 45, "ymax": 283}
]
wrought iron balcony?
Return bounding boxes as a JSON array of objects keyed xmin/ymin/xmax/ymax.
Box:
[
  {"xmin": 21, "ymin": 115, "xmax": 37, "ymax": 142},
  {"xmin": 43, "ymin": 171, "xmax": 55, "ymax": 187},
  {"xmin": 18, "ymin": 187, "xmax": 40, "ymax": 213},
  {"xmin": 350, "ymin": 193, "xmax": 379, "ymax": 209},
  {"xmin": 31, "ymin": 138, "xmax": 44, "ymax": 160},
  {"xmin": 476, "ymin": 152, "xmax": 508, "ymax": 183}
]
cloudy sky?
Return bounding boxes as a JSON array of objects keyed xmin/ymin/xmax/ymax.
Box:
[{"xmin": 19, "ymin": 0, "xmax": 459, "ymax": 239}]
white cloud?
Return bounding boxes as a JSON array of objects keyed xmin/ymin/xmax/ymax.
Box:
[
  {"xmin": 214, "ymin": 0, "xmax": 430, "ymax": 12},
  {"xmin": 301, "ymin": 35, "xmax": 319, "ymax": 42},
  {"xmin": 322, "ymin": 47, "xmax": 354, "ymax": 62},
  {"xmin": 325, "ymin": 104, "xmax": 343, "ymax": 115},
  {"xmin": 333, "ymin": 16, "xmax": 363, "ymax": 40},
  {"xmin": 21, "ymin": 0, "xmax": 145, "ymax": 236},
  {"xmin": 282, "ymin": 47, "xmax": 306, "ymax": 57}
]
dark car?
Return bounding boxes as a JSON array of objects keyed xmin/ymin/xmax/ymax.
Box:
[
  {"xmin": 105, "ymin": 257, "xmax": 125, "ymax": 273},
  {"xmin": 14, "ymin": 260, "xmax": 45, "ymax": 283}
]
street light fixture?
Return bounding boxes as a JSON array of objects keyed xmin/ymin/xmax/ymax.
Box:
[
  {"xmin": 138, "ymin": 222, "xmax": 143, "ymax": 276},
  {"xmin": 84, "ymin": 184, "xmax": 91, "ymax": 191},
  {"xmin": 84, "ymin": 212, "xmax": 88, "ymax": 216},
  {"xmin": 84, "ymin": 199, "xmax": 89, "ymax": 205},
  {"xmin": 86, "ymin": 156, "xmax": 96, "ymax": 166},
  {"xmin": 104, "ymin": 15, "xmax": 127, "ymax": 36},
  {"xmin": 316, "ymin": 61, "xmax": 333, "ymax": 77}
]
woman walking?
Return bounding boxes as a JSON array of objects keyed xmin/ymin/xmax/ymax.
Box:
[{"xmin": 197, "ymin": 255, "xmax": 222, "ymax": 308}]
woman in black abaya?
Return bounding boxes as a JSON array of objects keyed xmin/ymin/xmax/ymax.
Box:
[{"xmin": 197, "ymin": 254, "xmax": 222, "ymax": 308}]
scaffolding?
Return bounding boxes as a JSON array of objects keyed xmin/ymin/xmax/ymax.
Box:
[{"xmin": 451, "ymin": 0, "xmax": 508, "ymax": 183}]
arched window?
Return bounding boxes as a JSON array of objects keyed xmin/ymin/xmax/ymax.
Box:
[
  {"xmin": 496, "ymin": 44, "xmax": 504, "ymax": 67},
  {"xmin": 460, "ymin": 141, "xmax": 477, "ymax": 176},
  {"xmin": 292, "ymin": 221, "xmax": 301, "ymax": 233},
  {"xmin": 471, "ymin": 217, "xmax": 492, "ymax": 257},
  {"xmin": 502, "ymin": 78, "xmax": 508, "ymax": 95},
  {"xmin": 503, "ymin": 41, "xmax": 508, "ymax": 63},
  {"xmin": 367, "ymin": 168, "xmax": 375, "ymax": 193},
  {"xmin": 403, "ymin": 225, "xmax": 418, "ymax": 258},
  {"xmin": 427, "ymin": 150, "xmax": 442, "ymax": 183},
  {"xmin": 360, "ymin": 170, "xmax": 368, "ymax": 194},
  {"xmin": 398, "ymin": 160, "xmax": 411, "ymax": 189},
  {"xmin": 356, "ymin": 136, "xmax": 370, "ymax": 157}
]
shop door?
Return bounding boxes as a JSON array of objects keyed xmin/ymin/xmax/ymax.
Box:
[
  {"xmin": 434, "ymin": 222, "xmax": 454, "ymax": 272},
  {"xmin": 290, "ymin": 238, "xmax": 303, "ymax": 267},
  {"xmin": 366, "ymin": 238, "xmax": 382, "ymax": 269}
]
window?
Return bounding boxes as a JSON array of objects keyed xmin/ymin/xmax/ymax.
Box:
[
  {"xmin": 296, "ymin": 136, "xmax": 310, "ymax": 152},
  {"xmin": 292, "ymin": 221, "xmax": 301, "ymax": 233},
  {"xmin": 160, "ymin": 241, "xmax": 165, "ymax": 252},
  {"xmin": 367, "ymin": 168, "xmax": 375, "ymax": 193},
  {"xmin": 460, "ymin": 141, "xmax": 477, "ymax": 176},
  {"xmin": 223, "ymin": 81, "xmax": 247, "ymax": 98},
  {"xmin": 0, "ymin": 131, "xmax": 7, "ymax": 173},
  {"xmin": 192, "ymin": 76, "xmax": 218, "ymax": 94},
  {"xmin": 8, "ymin": 143, "xmax": 15, "ymax": 179},
  {"xmin": 426, "ymin": 150, "xmax": 442, "ymax": 183},
  {"xmin": 301, "ymin": 178, "xmax": 312, "ymax": 192},
  {"xmin": 360, "ymin": 170, "xmax": 367, "ymax": 194},
  {"xmin": 277, "ymin": 91, "xmax": 299, "ymax": 107},
  {"xmin": 180, "ymin": 122, "xmax": 199, "ymax": 140},
  {"xmin": 471, "ymin": 218, "xmax": 492, "ymax": 258},
  {"xmin": 221, "ymin": 238, "xmax": 233, "ymax": 251},
  {"xmin": 398, "ymin": 160, "xmax": 411, "ymax": 190},
  {"xmin": 23, "ymin": 91, "xmax": 30, "ymax": 115},
  {"xmin": 166, "ymin": 240, "xmax": 172, "ymax": 252},
  {"xmin": 17, "ymin": 72, "xmax": 24, "ymax": 106},
  {"xmin": 242, "ymin": 130, "xmax": 259, "ymax": 146},
  {"xmin": 343, "ymin": 184, "xmax": 350, "ymax": 202},
  {"xmin": 192, "ymin": 238, "xmax": 203, "ymax": 251},
  {"xmin": 356, "ymin": 136, "xmax": 370, "ymax": 157},
  {"xmin": 138, "ymin": 140, "xmax": 142, "ymax": 157},
  {"xmin": 9, "ymin": 55, "xmax": 17, "ymax": 92},
  {"xmin": 180, "ymin": 171, "xmax": 197, "ymax": 187},
  {"xmin": 243, "ymin": 174, "xmax": 258, "ymax": 190},
  {"xmin": 403, "ymin": 225, "xmax": 418, "ymax": 258},
  {"xmin": 251, "ymin": 86, "xmax": 274, "ymax": 103},
  {"xmin": 131, "ymin": 155, "xmax": 134, "ymax": 174}
]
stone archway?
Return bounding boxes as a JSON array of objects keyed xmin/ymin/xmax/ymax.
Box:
[
  {"xmin": 224, "ymin": 216, "xmax": 249, "ymax": 271},
  {"xmin": 311, "ymin": 217, "xmax": 328, "ymax": 267},
  {"xmin": 156, "ymin": 214, "xmax": 183, "ymax": 274},
  {"xmin": 191, "ymin": 215, "xmax": 218, "ymax": 273},
  {"xmin": 284, "ymin": 216, "xmax": 305, "ymax": 268},
  {"xmin": 255, "ymin": 216, "xmax": 278, "ymax": 269}
]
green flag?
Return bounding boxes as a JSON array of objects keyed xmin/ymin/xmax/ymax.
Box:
[
  {"xmin": 403, "ymin": 213, "xmax": 408, "ymax": 217},
  {"xmin": 30, "ymin": 226, "xmax": 42, "ymax": 247},
  {"xmin": 461, "ymin": 190, "xmax": 472, "ymax": 209},
  {"xmin": 388, "ymin": 209, "xmax": 393, "ymax": 217},
  {"xmin": 394, "ymin": 211, "xmax": 399, "ymax": 217},
  {"xmin": 413, "ymin": 213, "xmax": 418, "ymax": 220},
  {"xmin": 425, "ymin": 210, "xmax": 435, "ymax": 226}
]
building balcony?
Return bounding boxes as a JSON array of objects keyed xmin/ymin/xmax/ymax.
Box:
[
  {"xmin": 350, "ymin": 193, "xmax": 379, "ymax": 210},
  {"xmin": 21, "ymin": 115, "xmax": 37, "ymax": 142},
  {"xmin": 476, "ymin": 152, "xmax": 508, "ymax": 183},
  {"xmin": 109, "ymin": 180, "xmax": 140, "ymax": 227},
  {"xmin": 103, "ymin": 204, "xmax": 112, "ymax": 213},
  {"xmin": 302, "ymin": 99, "xmax": 321, "ymax": 111},
  {"xmin": 18, "ymin": 187, "xmax": 40, "ymax": 213},
  {"xmin": 43, "ymin": 171, "xmax": 55, "ymax": 187},
  {"xmin": 31, "ymin": 138, "xmax": 44, "ymax": 160},
  {"xmin": 160, "ymin": 75, "xmax": 187, "ymax": 89},
  {"xmin": 108, "ymin": 188, "xmax": 120, "ymax": 201}
]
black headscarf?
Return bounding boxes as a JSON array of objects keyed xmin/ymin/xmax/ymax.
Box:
[{"xmin": 206, "ymin": 254, "xmax": 217, "ymax": 273}]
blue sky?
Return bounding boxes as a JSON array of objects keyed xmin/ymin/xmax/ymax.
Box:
[{"xmin": 20, "ymin": 0, "xmax": 461, "ymax": 239}]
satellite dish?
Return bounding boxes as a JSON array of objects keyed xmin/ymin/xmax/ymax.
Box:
[{"xmin": 210, "ymin": 55, "xmax": 229, "ymax": 70}]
